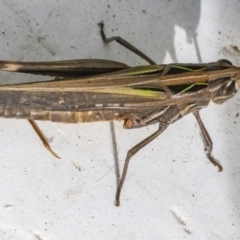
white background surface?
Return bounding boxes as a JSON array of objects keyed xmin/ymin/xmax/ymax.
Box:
[{"xmin": 0, "ymin": 0, "xmax": 240, "ymax": 239}]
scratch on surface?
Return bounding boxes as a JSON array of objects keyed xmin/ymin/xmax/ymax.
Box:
[
  {"xmin": 231, "ymin": 45, "xmax": 240, "ymax": 54},
  {"xmin": 94, "ymin": 165, "xmax": 115, "ymax": 183},
  {"xmin": 0, "ymin": 222, "xmax": 52, "ymax": 239},
  {"xmin": 46, "ymin": 136, "xmax": 54, "ymax": 143},
  {"xmin": 171, "ymin": 208, "xmax": 192, "ymax": 234},
  {"xmin": 222, "ymin": 45, "xmax": 240, "ymax": 60},
  {"xmin": 72, "ymin": 161, "xmax": 81, "ymax": 171},
  {"xmin": 0, "ymin": 222, "xmax": 31, "ymax": 239},
  {"xmin": 232, "ymin": 167, "xmax": 240, "ymax": 176},
  {"xmin": 64, "ymin": 179, "xmax": 84, "ymax": 198},
  {"xmin": 34, "ymin": 233, "xmax": 43, "ymax": 240},
  {"xmin": 37, "ymin": 37, "xmax": 56, "ymax": 56},
  {"xmin": 2, "ymin": 0, "xmax": 57, "ymax": 56},
  {"xmin": 32, "ymin": 231, "xmax": 52, "ymax": 240},
  {"xmin": 64, "ymin": 188, "xmax": 82, "ymax": 198}
]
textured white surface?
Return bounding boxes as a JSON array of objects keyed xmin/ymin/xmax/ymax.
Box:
[{"xmin": 0, "ymin": 0, "xmax": 240, "ymax": 239}]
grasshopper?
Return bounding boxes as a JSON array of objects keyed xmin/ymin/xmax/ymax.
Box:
[{"xmin": 0, "ymin": 23, "xmax": 239, "ymax": 206}]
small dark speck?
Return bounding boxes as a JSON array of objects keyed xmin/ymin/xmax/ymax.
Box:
[
  {"xmin": 108, "ymin": 4, "xmax": 110, "ymax": 8},
  {"xmin": 236, "ymin": 113, "xmax": 239, "ymax": 117},
  {"xmin": 218, "ymin": 31, "xmax": 221, "ymax": 34},
  {"xmin": 113, "ymin": 15, "xmax": 115, "ymax": 18},
  {"xmin": 142, "ymin": 9, "xmax": 146, "ymax": 13},
  {"xmin": 2, "ymin": 32, "xmax": 5, "ymax": 34}
]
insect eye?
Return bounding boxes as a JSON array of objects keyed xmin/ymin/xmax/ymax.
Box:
[{"xmin": 220, "ymin": 80, "xmax": 236, "ymax": 96}]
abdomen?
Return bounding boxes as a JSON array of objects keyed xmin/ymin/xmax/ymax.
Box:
[{"xmin": 0, "ymin": 107, "xmax": 125, "ymax": 123}]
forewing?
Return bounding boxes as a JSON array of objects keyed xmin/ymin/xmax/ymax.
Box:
[{"xmin": 0, "ymin": 59, "xmax": 130, "ymax": 77}]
